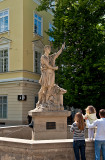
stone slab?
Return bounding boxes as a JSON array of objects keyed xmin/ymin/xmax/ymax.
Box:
[{"xmin": 0, "ymin": 137, "xmax": 102, "ymax": 160}]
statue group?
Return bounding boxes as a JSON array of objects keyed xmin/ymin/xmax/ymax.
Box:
[{"xmin": 36, "ymin": 43, "xmax": 67, "ymax": 111}]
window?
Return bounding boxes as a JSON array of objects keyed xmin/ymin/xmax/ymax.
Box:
[
  {"xmin": 49, "ymin": 23, "xmax": 54, "ymax": 41},
  {"xmin": 0, "ymin": 49, "xmax": 8, "ymax": 72},
  {"xmin": 0, "ymin": 96, "xmax": 7, "ymax": 119},
  {"xmin": 34, "ymin": 51, "xmax": 41, "ymax": 74},
  {"xmin": 0, "ymin": 9, "xmax": 9, "ymax": 33},
  {"xmin": 34, "ymin": 13, "xmax": 42, "ymax": 36}
]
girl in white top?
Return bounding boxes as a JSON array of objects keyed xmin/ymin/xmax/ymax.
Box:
[{"xmin": 85, "ymin": 105, "xmax": 97, "ymax": 140}]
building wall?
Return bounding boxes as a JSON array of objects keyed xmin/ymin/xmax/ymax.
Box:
[
  {"xmin": 0, "ymin": 82, "xmax": 23, "ymax": 125},
  {"xmin": 0, "ymin": 0, "xmax": 23, "ymax": 74},
  {"xmin": 0, "ymin": 81, "xmax": 40, "ymax": 125},
  {"xmin": 0, "ymin": 0, "xmax": 24, "ymax": 124},
  {"xmin": 23, "ymin": 0, "xmax": 53, "ymax": 72},
  {"xmin": 0, "ymin": 0, "xmax": 53, "ymax": 124},
  {"xmin": 22, "ymin": 81, "xmax": 40, "ymax": 122}
]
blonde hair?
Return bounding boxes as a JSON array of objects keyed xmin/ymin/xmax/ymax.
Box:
[
  {"xmin": 85, "ymin": 105, "xmax": 96, "ymax": 114},
  {"xmin": 74, "ymin": 112, "xmax": 85, "ymax": 131}
]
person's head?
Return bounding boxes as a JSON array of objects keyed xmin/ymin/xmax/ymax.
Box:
[
  {"xmin": 99, "ymin": 109, "xmax": 105, "ymax": 118},
  {"xmin": 74, "ymin": 112, "xmax": 85, "ymax": 131},
  {"xmin": 44, "ymin": 45, "xmax": 51, "ymax": 55},
  {"xmin": 85, "ymin": 105, "xmax": 96, "ymax": 114}
]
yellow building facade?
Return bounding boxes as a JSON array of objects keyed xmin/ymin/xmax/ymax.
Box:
[{"xmin": 0, "ymin": 0, "xmax": 53, "ymax": 125}]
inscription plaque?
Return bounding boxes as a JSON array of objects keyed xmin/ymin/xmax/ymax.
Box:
[{"xmin": 46, "ymin": 122, "xmax": 56, "ymax": 130}]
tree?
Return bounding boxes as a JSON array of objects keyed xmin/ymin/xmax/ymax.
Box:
[{"xmin": 37, "ymin": 0, "xmax": 105, "ymax": 111}]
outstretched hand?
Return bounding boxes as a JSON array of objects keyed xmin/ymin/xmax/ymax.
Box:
[
  {"xmin": 52, "ymin": 66, "xmax": 58, "ymax": 70},
  {"xmin": 62, "ymin": 42, "xmax": 65, "ymax": 50},
  {"xmin": 54, "ymin": 66, "xmax": 58, "ymax": 70},
  {"xmin": 85, "ymin": 117, "xmax": 88, "ymax": 120}
]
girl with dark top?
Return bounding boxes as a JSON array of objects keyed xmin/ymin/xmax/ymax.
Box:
[{"xmin": 70, "ymin": 112, "xmax": 86, "ymax": 160}]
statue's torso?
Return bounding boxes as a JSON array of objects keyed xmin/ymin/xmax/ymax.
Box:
[{"xmin": 41, "ymin": 54, "xmax": 56, "ymax": 71}]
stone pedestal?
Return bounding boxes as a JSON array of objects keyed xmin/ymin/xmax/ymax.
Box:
[{"xmin": 29, "ymin": 110, "xmax": 71, "ymax": 140}]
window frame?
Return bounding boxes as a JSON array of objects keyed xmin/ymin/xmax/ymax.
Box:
[
  {"xmin": 0, "ymin": 9, "xmax": 9, "ymax": 33},
  {"xmin": 34, "ymin": 50, "xmax": 41, "ymax": 74},
  {"xmin": 49, "ymin": 22, "xmax": 54, "ymax": 41},
  {"xmin": 33, "ymin": 12, "xmax": 43, "ymax": 36},
  {"xmin": 0, "ymin": 95, "xmax": 8, "ymax": 119},
  {"xmin": 0, "ymin": 47, "xmax": 9, "ymax": 73}
]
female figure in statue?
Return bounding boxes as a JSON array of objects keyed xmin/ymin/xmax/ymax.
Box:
[{"xmin": 38, "ymin": 43, "xmax": 65, "ymax": 104}]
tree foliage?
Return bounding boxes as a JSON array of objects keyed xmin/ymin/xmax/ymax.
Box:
[{"xmin": 37, "ymin": 0, "xmax": 105, "ymax": 111}]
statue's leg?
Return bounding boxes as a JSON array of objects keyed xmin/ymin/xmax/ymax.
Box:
[
  {"xmin": 60, "ymin": 94, "xmax": 63, "ymax": 106},
  {"xmin": 37, "ymin": 88, "xmax": 43, "ymax": 104},
  {"xmin": 42, "ymin": 87, "xmax": 47, "ymax": 103},
  {"xmin": 46, "ymin": 86, "xmax": 52, "ymax": 102},
  {"xmin": 38, "ymin": 87, "xmax": 46, "ymax": 104}
]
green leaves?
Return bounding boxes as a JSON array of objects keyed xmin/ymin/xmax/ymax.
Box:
[{"xmin": 38, "ymin": 0, "xmax": 105, "ymax": 110}]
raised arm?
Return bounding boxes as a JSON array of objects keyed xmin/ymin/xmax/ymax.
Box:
[
  {"xmin": 86, "ymin": 119, "xmax": 98, "ymax": 128},
  {"xmin": 54, "ymin": 43, "xmax": 65, "ymax": 60}
]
